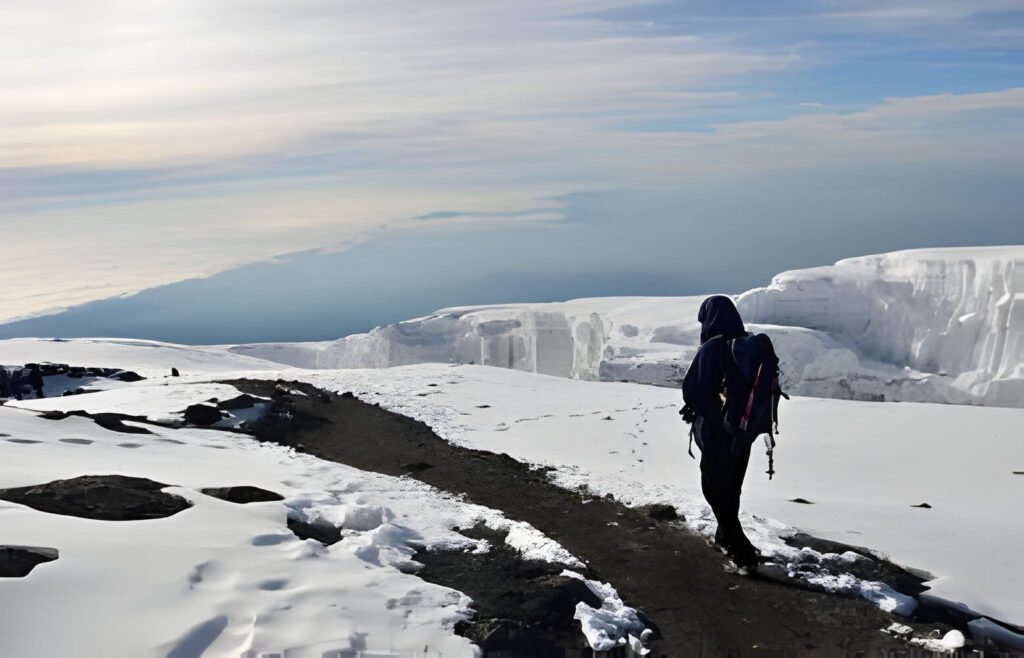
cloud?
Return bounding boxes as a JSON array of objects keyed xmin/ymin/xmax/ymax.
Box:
[{"xmin": 1, "ymin": 0, "xmax": 1022, "ymax": 322}]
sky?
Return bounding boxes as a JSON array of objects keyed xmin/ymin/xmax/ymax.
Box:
[{"xmin": 1, "ymin": 0, "xmax": 1023, "ymax": 343}]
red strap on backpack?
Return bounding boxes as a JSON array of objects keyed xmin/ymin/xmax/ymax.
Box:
[{"xmin": 739, "ymin": 363, "xmax": 763, "ymax": 433}]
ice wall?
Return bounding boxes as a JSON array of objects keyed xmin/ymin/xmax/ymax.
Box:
[
  {"xmin": 231, "ymin": 247, "xmax": 1024, "ymax": 407},
  {"xmin": 738, "ymin": 247, "xmax": 1024, "ymax": 406}
]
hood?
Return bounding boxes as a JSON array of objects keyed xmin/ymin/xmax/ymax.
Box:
[{"xmin": 697, "ymin": 295, "xmax": 745, "ymax": 344}]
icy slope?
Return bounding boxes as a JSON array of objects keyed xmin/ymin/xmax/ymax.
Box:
[
  {"xmin": 739, "ymin": 246, "xmax": 1024, "ymax": 406},
  {"xmin": 232, "ymin": 247, "xmax": 1024, "ymax": 406}
]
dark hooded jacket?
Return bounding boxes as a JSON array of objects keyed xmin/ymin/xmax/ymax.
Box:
[{"xmin": 683, "ymin": 295, "xmax": 747, "ymax": 440}]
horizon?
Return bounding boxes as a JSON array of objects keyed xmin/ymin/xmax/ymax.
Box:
[{"xmin": 3, "ymin": 0, "xmax": 1023, "ymax": 343}]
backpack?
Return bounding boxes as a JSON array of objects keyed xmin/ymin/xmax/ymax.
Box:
[{"xmin": 722, "ymin": 333, "xmax": 786, "ymax": 479}]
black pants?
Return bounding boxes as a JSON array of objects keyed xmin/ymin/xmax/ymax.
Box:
[{"xmin": 699, "ymin": 428, "xmax": 756, "ymax": 565}]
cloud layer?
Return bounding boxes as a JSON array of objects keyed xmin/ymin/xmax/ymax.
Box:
[{"xmin": 1, "ymin": 0, "xmax": 1022, "ymax": 322}]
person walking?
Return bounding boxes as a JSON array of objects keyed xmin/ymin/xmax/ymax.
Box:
[{"xmin": 682, "ymin": 295, "xmax": 779, "ymax": 571}]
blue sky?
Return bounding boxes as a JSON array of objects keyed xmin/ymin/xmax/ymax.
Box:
[{"xmin": 1, "ymin": 0, "xmax": 1022, "ymax": 341}]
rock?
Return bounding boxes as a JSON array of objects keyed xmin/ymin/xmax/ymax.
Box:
[
  {"xmin": 790, "ymin": 497, "xmax": 814, "ymax": 504},
  {"xmin": 216, "ymin": 394, "xmax": 262, "ymax": 411},
  {"xmin": 912, "ymin": 502, "xmax": 932, "ymax": 509},
  {"xmin": 643, "ymin": 503, "xmax": 680, "ymax": 522},
  {"xmin": 40, "ymin": 408, "xmax": 153, "ymax": 434},
  {"xmin": 183, "ymin": 404, "xmax": 224, "ymax": 426},
  {"xmin": 0, "ymin": 475, "xmax": 191, "ymax": 521},
  {"xmin": 519, "ymin": 574, "xmax": 603, "ymax": 627},
  {"xmin": 288, "ymin": 517, "xmax": 344, "ymax": 546},
  {"xmin": 201, "ymin": 486, "xmax": 284, "ymax": 504},
  {"xmin": 0, "ymin": 546, "xmax": 59, "ymax": 578},
  {"xmin": 112, "ymin": 370, "xmax": 145, "ymax": 383},
  {"xmin": 171, "ymin": 368, "xmax": 180, "ymax": 377},
  {"xmin": 86, "ymin": 412, "xmax": 153, "ymax": 434},
  {"xmin": 414, "ymin": 524, "xmax": 602, "ymax": 651}
]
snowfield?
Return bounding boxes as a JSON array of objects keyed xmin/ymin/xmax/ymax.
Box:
[
  {"xmin": 2, "ymin": 337, "xmax": 1022, "ymax": 647},
  {"xmin": 0, "ymin": 352, "xmax": 650, "ymax": 657},
  {"xmin": 231, "ymin": 246, "xmax": 1024, "ymax": 408}
]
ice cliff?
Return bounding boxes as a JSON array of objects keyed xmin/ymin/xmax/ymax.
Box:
[
  {"xmin": 739, "ymin": 247, "xmax": 1024, "ymax": 407},
  {"xmin": 232, "ymin": 247, "xmax": 1024, "ymax": 407}
]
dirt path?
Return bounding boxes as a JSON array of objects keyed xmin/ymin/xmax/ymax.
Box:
[{"xmin": 234, "ymin": 379, "xmax": 928, "ymax": 657}]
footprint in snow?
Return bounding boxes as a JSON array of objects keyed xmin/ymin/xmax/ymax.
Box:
[
  {"xmin": 59, "ymin": 438, "xmax": 93, "ymax": 445},
  {"xmin": 118, "ymin": 443, "xmax": 143, "ymax": 449},
  {"xmin": 258, "ymin": 579, "xmax": 289, "ymax": 591},
  {"xmin": 251, "ymin": 534, "xmax": 293, "ymax": 547},
  {"xmin": 6, "ymin": 438, "xmax": 42, "ymax": 444}
]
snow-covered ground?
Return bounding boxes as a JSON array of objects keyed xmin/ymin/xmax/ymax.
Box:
[
  {"xmin": 230, "ymin": 246, "xmax": 1024, "ymax": 407},
  {"xmin": 284, "ymin": 364, "xmax": 1023, "ymax": 630},
  {"xmin": 0, "ymin": 337, "xmax": 283, "ymax": 378},
  {"xmin": 3, "ymin": 337, "xmax": 1022, "ymax": 635},
  {"xmin": 0, "ymin": 344, "xmax": 650, "ymax": 657}
]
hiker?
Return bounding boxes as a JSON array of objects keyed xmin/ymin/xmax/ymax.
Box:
[{"xmin": 681, "ymin": 295, "xmax": 780, "ymax": 571}]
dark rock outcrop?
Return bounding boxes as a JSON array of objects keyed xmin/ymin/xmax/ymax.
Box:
[
  {"xmin": 413, "ymin": 524, "xmax": 603, "ymax": 653},
  {"xmin": 201, "ymin": 486, "xmax": 283, "ymax": 504},
  {"xmin": 0, "ymin": 475, "xmax": 191, "ymax": 521},
  {"xmin": 216, "ymin": 394, "xmax": 262, "ymax": 411},
  {"xmin": 183, "ymin": 404, "xmax": 224, "ymax": 426},
  {"xmin": 37, "ymin": 409, "xmax": 154, "ymax": 434},
  {"xmin": 288, "ymin": 517, "xmax": 344, "ymax": 546},
  {"xmin": 0, "ymin": 546, "xmax": 59, "ymax": 577},
  {"xmin": 112, "ymin": 370, "xmax": 145, "ymax": 383}
]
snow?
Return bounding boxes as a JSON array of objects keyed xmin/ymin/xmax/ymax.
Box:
[
  {"xmin": 0, "ymin": 373, "xmax": 648, "ymax": 656},
  {"xmin": 0, "ymin": 337, "xmax": 285, "ymax": 378},
  {"xmin": 562, "ymin": 570, "xmax": 649, "ymax": 654},
  {"xmin": 9, "ymin": 381, "xmax": 248, "ymax": 423},
  {"xmin": 281, "ymin": 363, "xmax": 1024, "ymax": 629},
  {"xmin": 230, "ymin": 246, "xmax": 1024, "ymax": 408}
]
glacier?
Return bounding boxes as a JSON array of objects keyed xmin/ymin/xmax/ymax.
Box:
[
  {"xmin": 230, "ymin": 247, "xmax": 1024, "ymax": 407},
  {"xmin": 738, "ymin": 246, "xmax": 1024, "ymax": 407}
]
